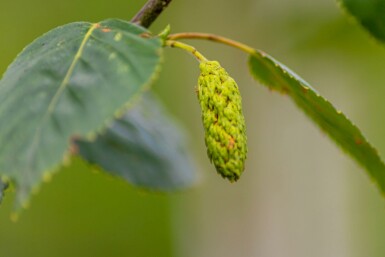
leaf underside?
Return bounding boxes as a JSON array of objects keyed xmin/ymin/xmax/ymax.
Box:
[
  {"xmin": 249, "ymin": 51, "xmax": 385, "ymax": 194},
  {"xmin": 0, "ymin": 19, "xmax": 163, "ymax": 207},
  {"xmin": 76, "ymin": 92, "xmax": 196, "ymax": 190},
  {"xmin": 341, "ymin": 0, "xmax": 385, "ymax": 43}
]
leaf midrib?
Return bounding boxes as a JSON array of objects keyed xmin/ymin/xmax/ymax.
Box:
[{"xmin": 25, "ymin": 22, "xmax": 100, "ymax": 175}]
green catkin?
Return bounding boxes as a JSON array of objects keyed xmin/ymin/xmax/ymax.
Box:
[{"xmin": 197, "ymin": 61, "xmax": 247, "ymax": 181}]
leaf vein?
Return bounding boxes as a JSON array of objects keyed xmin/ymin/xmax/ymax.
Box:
[{"xmin": 26, "ymin": 23, "xmax": 100, "ymax": 174}]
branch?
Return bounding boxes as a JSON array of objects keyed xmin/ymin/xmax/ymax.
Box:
[{"xmin": 131, "ymin": 0, "xmax": 173, "ymax": 28}]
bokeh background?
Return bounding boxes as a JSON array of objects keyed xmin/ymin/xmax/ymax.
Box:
[{"xmin": 1, "ymin": 0, "xmax": 385, "ymax": 256}]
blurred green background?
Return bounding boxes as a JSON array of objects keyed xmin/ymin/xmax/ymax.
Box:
[{"xmin": 1, "ymin": 0, "xmax": 385, "ymax": 256}]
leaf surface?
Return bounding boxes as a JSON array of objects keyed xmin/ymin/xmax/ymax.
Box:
[
  {"xmin": 76, "ymin": 93, "xmax": 196, "ymax": 190},
  {"xmin": 249, "ymin": 51, "xmax": 385, "ymax": 193},
  {"xmin": 341, "ymin": 0, "xmax": 385, "ymax": 42},
  {"xmin": 0, "ymin": 19, "xmax": 162, "ymax": 206}
]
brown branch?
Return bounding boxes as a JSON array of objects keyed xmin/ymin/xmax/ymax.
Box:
[{"xmin": 131, "ymin": 0, "xmax": 173, "ymax": 28}]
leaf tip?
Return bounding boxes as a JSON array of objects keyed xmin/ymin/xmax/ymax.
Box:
[{"xmin": 158, "ymin": 24, "xmax": 171, "ymax": 45}]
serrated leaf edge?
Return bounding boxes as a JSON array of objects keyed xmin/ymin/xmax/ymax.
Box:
[
  {"xmin": 248, "ymin": 50, "xmax": 385, "ymax": 194},
  {"xmin": 4, "ymin": 23, "xmax": 164, "ymax": 210}
]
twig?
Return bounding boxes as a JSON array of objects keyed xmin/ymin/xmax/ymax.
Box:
[{"xmin": 131, "ymin": 0, "xmax": 173, "ymax": 28}]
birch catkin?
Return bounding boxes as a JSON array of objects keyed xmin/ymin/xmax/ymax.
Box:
[{"xmin": 197, "ymin": 61, "xmax": 247, "ymax": 181}]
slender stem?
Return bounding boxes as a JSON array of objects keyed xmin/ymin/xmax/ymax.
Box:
[
  {"xmin": 165, "ymin": 40, "xmax": 208, "ymax": 62},
  {"xmin": 131, "ymin": 0, "xmax": 173, "ymax": 28},
  {"xmin": 168, "ymin": 32, "xmax": 256, "ymax": 54}
]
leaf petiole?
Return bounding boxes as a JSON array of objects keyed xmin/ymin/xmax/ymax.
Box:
[{"xmin": 168, "ymin": 32, "xmax": 255, "ymax": 54}]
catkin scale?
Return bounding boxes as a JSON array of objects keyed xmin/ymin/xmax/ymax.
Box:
[{"xmin": 197, "ymin": 61, "xmax": 247, "ymax": 181}]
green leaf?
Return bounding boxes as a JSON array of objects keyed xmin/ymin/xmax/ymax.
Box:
[
  {"xmin": 75, "ymin": 92, "xmax": 196, "ymax": 190},
  {"xmin": 249, "ymin": 51, "xmax": 385, "ymax": 194},
  {"xmin": 0, "ymin": 19, "xmax": 163, "ymax": 207},
  {"xmin": 340, "ymin": 0, "xmax": 385, "ymax": 43}
]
